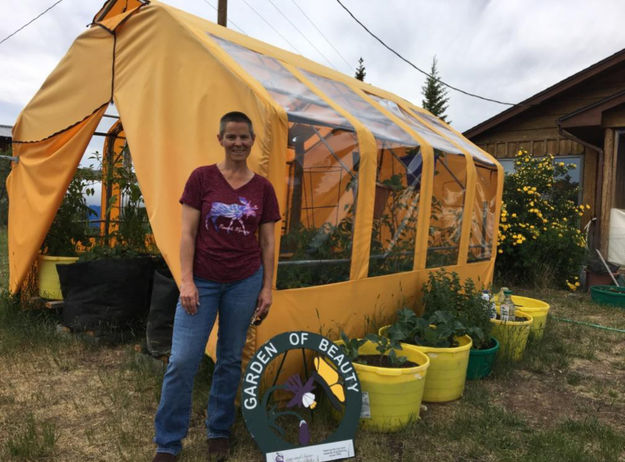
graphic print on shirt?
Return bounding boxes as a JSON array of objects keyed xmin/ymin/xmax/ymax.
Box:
[{"xmin": 206, "ymin": 196, "xmax": 258, "ymax": 236}]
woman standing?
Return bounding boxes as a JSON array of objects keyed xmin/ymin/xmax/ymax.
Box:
[{"xmin": 153, "ymin": 112, "xmax": 280, "ymax": 462}]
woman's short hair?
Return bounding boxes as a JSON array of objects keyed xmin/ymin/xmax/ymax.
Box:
[{"xmin": 219, "ymin": 111, "xmax": 254, "ymax": 137}]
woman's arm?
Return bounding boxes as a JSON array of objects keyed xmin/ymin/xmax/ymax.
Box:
[
  {"xmin": 254, "ymin": 221, "xmax": 276, "ymax": 323},
  {"xmin": 179, "ymin": 204, "xmax": 201, "ymax": 315}
]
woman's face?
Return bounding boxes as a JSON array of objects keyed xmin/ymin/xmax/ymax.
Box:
[{"xmin": 218, "ymin": 121, "xmax": 255, "ymax": 163}]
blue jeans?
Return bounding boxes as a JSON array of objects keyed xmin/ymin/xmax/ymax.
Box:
[{"xmin": 154, "ymin": 268, "xmax": 262, "ymax": 455}]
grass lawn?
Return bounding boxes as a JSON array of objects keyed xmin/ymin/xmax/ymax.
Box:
[{"xmin": 1, "ymin": 262, "xmax": 624, "ymax": 460}]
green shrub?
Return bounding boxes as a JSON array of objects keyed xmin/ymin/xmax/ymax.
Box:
[{"xmin": 496, "ymin": 150, "xmax": 587, "ymax": 288}]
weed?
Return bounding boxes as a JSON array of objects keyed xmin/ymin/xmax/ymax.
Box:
[
  {"xmin": 4, "ymin": 414, "xmax": 58, "ymax": 459},
  {"xmin": 566, "ymin": 371, "xmax": 583, "ymax": 386}
]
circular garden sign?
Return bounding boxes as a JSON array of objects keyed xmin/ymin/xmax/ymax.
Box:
[{"xmin": 241, "ymin": 331, "xmax": 361, "ymax": 462}]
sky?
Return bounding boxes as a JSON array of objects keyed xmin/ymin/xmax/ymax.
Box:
[{"xmin": 2, "ymin": 0, "xmax": 625, "ymax": 136}]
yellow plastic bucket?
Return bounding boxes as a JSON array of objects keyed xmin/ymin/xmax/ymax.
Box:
[
  {"xmin": 407, "ymin": 335, "xmax": 472, "ymax": 403},
  {"xmin": 490, "ymin": 309, "xmax": 533, "ymax": 361},
  {"xmin": 37, "ymin": 255, "xmax": 78, "ymax": 300},
  {"xmin": 337, "ymin": 340, "xmax": 430, "ymax": 432},
  {"xmin": 511, "ymin": 295, "xmax": 550, "ymax": 340}
]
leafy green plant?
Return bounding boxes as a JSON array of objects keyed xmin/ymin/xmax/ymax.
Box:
[
  {"xmin": 338, "ymin": 331, "xmax": 366, "ymax": 362},
  {"xmin": 338, "ymin": 331, "xmax": 407, "ymax": 367},
  {"xmin": 422, "ymin": 269, "xmax": 493, "ymax": 349},
  {"xmin": 277, "ymin": 217, "xmax": 353, "ymax": 289},
  {"xmin": 387, "ymin": 308, "xmax": 466, "ymax": 348},
  {"xmin": 369, "ymin": 172, "xmax": 419, "ymax": 276},
  {"xmin": 42, "ymin": 169, "xmax": 95, "ymax": 256},
  {"xmin": 363, "ymin": 333, "xmax": 406, "ymax": 366},
  {"xmin": 79, "ymin": 151, "xmax": 156, "ymax": 259},
  {"xmin": 496, "ymin": 150, "xmax": 587, "ymax": 288}
]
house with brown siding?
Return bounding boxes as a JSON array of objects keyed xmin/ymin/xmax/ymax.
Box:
[{"xmin": 464, "ymin": 49, "xmax": 625, "ymax": 257}]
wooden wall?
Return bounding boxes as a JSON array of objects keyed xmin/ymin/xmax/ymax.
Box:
[{"xmin": 468, "ymin": 60, "xmax": 625, "ymax": 231}]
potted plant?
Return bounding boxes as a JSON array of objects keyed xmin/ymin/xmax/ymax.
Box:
[
  {"xmin": 336, "ymin": 331, "xmax": 430, "ymax": 432},
  {"xmin": 56, "ymin": 151, "xmax": 160, "ymax": 337},
  {"xmin": 420, "ymin": 269, "xmax": 499, "ymax": 379},
  {"xmin": 383, "ymin": 309, "xmax": 472, "ymax": 403},
  {"xmin": 38, "ymin": 170, "xmax": 94, "ymax": 299}
]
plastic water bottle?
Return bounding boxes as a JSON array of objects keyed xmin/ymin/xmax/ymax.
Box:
[
  {"xmin": 501, "ymin": 289, "xmax": 515, "ymax": 322},
  {"xmin": 482, "ymin": 290, "xmax": 497, "ymax": 319}
]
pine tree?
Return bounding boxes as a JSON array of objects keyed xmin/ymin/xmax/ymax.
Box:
[
  {"xmin": 355, "ymin": 57, "xmax": 366, "ymax": 81},
  {"xmin": 421, "ymin": 56, "xmax": 450, "ymax": 123}
]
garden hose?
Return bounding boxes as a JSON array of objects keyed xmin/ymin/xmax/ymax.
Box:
[{"xmin": 551, "ymin": 315, "xmax": 625, "ymax": 334}]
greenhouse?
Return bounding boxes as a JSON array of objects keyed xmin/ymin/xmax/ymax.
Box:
[{"xmin": 7, "ymin": 0, "xmax": 503, "ymax": 361}]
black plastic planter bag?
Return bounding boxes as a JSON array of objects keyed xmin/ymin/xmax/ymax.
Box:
[
  {"xmin": 145, "ymin": 267, "xmax": 179, "ymax": 357},
  {"xmin": 57, "ymin": 257, "xmax": 158, "ymax": 335}
]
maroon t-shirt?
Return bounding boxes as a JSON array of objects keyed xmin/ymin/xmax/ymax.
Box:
[{"xmin": 179, "ymin": 164, "xmax": 281, "ymax": 283}]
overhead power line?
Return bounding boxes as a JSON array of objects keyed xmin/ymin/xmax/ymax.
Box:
[
  {"xmin": 0, "ymin": 0, "xmax": 64, "ymax": 46},
  {"xmin": 335, "ymin": 0, "xmax": 518, "ymax": 107},
  {"xmin": 266, "ymin": 0, "xmax": 340, "ymax": 70},
  {"xmin": 239, "ymin": 0, "xmax": 303, "ymax": 55},
  {"xmin": 291, "ymin": 0, "xmax": 353, "ymax": 73}
]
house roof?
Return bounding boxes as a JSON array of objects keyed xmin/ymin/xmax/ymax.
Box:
[
  {"xmin": 0, "ymin": 124, "xmax": 12, "ymax": 139},
  {"xmin": 463, "ymin": 48, "xmax": 625, "ymax": 138}
]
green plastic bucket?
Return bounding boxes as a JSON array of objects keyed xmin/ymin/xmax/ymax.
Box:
[
  {"xmin": 466, "ymin": 337, "xmax": 499, "ymax": 380},
  {"xmin": 590, "ymin": 285, "xmax": 625, "ymax": 308}
]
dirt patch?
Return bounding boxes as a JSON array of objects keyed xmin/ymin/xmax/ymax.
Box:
[{"xmin": 484, "ymin": 347, "xmax": 625, "ymax": 433}]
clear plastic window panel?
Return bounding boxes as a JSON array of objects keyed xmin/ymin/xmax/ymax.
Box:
[
  {"xmin": 468, "ymin": 165, "xmax": 497, "ymax": 262},
  {"xmin": 426, "ymin": 151, "xmax": 467, "ymax": 268},
  {"xmin": 211, "ymin": 35, "xmax": 351, "ymax": 129},
  {"xmin": 300, "ymin": 71, "xmax": 417, "ymax": 146},
  {"xmin": 278, "ymin": 123, "xmax": 359, "ymax": 288},
  {"xmin": 300, "ymin": 72, "xmax": 423, "ymax": 276},
  {"xmin": 366, "ymin": 93, "xmax": 462, "ymax": 155},
  {"xmin": 210, "ymin": 36, "xmax": 360, "ymax": 288},
  {"xmin": 411, "ymin": 110, "xmax": 495, "ymax": 166},
  {"xmin": 368, "ymin": 142, "xmax": 422, "ymax": 276}
]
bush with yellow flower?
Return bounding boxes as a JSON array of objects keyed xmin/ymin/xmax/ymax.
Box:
[{"xmin": 496, "ymin": 150, "xmax": 588, "ymax": 288}]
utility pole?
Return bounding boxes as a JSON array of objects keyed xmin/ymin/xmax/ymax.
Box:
[{"xmin": 218, "ymin": 0, "xmax": 227, "ymax": 27}]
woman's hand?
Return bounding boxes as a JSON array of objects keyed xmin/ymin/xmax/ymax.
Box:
[
  {"xmin": 252, "ymin": 287, "xmax": 272, "ymax": 325},
  {"xmin": 179, "ymin": 280, "xmax": 200, "ymax": 315}
]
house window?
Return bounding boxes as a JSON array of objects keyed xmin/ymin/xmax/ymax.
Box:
[{"xmin": 499, "ymin": 155, "xmax": 583, "ymax": 203}]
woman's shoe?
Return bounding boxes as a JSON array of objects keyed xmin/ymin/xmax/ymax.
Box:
[{"xmin": 207, "ymin": 437, "xmax": 230, "ymax": 461}]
